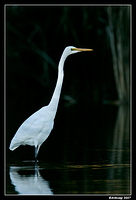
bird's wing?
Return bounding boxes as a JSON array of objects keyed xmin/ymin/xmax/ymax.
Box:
[{"xmin": 9, "ymin": 106, "xmax": 53, "ymax": 150}]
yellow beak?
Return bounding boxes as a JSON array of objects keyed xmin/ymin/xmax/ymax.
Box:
[{"xmin": 71, "ymin": 48, "xmax": 93, "ymax": 52}]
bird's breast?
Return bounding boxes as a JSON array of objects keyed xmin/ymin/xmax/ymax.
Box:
[{"xmin": 34, "ymin": 120, "xmax": 54, "ymax": 145}]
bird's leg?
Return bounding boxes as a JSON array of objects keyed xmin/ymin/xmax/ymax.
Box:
[
  {"xmin": 35, "ymin": 146, "xmax": 37, "ymax": 162},
  {"xmin": 37, "ymin": 145, "xmax": 40, "ymax": 154},
  {"xmin": 35, "ymin": 145, "xmax": 40, "ymax": 163}
]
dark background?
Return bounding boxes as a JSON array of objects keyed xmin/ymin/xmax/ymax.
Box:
[{"xmin": 6, "ymin": 5, "xmax": 130, "ymax": 162}]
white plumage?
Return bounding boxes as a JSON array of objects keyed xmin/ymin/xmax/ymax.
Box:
[
  {"xmin": 9, "ymin": 107, "xmax": 54, "ymax": 151},
  {"xmin": 9, "ymin": 46, "xmax": 93, "ymax": 159}
]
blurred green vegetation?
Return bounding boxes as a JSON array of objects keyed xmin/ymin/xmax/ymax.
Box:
[{"xmin": 6, "ymin": 5, "xmax": 130, "ymax": 157}]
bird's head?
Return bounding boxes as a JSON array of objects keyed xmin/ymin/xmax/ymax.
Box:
[
  {"xmin": 64, "ymin": 46, "xmax": 93, "ymax": 56},
  {"xmin": 59, "ymin": 46, "xmax": 93, "ymax": 66}
]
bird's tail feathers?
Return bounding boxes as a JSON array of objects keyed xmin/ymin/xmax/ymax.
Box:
[
  {"xmin": 9, "ymin": 139, "xmax": 20, "ymax": 151},
  {"xmin": 9, "ymin": 143, "xmax": 19, "ymax": 151}
]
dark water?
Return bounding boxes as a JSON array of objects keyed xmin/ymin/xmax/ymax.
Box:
[{"xmin": 6, "ymin": 105, "xmax": 131, "ymax": 195}]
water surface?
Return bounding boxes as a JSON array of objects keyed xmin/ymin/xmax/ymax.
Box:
[{"xmin": 6, "ymin": 105, "xmax": 131, "ymax": 195}]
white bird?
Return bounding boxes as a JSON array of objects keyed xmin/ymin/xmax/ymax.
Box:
[{"xmin": 9, "ymin": 46, "xmax": 93, "ymax": 160}]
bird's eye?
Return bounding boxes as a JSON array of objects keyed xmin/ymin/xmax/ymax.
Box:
[{"xmin": 71, "ymin": 48, "xmax": 76, "ymax": 51}]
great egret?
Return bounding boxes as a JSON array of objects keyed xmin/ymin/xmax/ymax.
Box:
[{"xmin": 9, "ymin": 46, "xmax": 93, "ymax": 160}]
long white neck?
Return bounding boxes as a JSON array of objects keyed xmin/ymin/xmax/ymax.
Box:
[{"xmin": 48, "ymin": 51, "xmax": 67, "ymax": 119}]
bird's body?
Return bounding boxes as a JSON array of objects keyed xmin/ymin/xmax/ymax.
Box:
[
  {"xmin": 9, "ymin": 46, "xmax": 93, "ymax": 159},
  {"xmin": 9, "ymin": 106, "xmax": 54, "ymax": 152}
]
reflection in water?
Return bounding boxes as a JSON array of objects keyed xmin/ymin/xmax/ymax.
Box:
[
  {"xmin": 111, "ymin": 105, "xmax": 129, "ymax": 164},
  {"xmin": 9, "ymin": 164, "xmax": 53, "ymax": 195},
  {"xmin": 107, "ymin": 105, "xmax": 130, "ymax": 194},
  {"xmin": 8, "ymin": 105, "xmax": 130, "ymax": 195}
]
